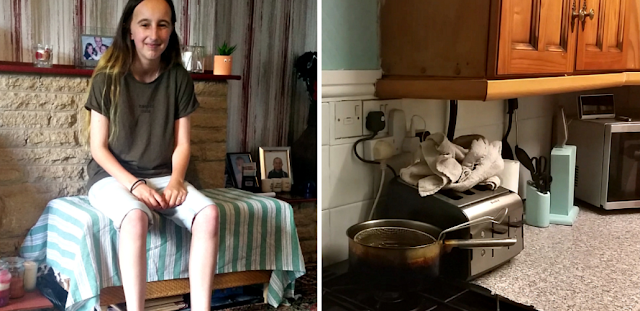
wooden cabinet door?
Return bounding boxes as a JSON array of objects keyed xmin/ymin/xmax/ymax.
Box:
[
  {"xmin": 575, "ymin": 0, "xmax": 630, "ymax": 70},
  {"xmin": 497, "ymin": 0, "xmax": 579, "ymax": 75}
]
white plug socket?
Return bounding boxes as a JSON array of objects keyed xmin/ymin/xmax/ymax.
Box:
[{"xmin": 363, "ymin": 136, "xmax": 400, "ymax": 161}]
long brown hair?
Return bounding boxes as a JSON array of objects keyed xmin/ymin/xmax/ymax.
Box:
[{"xmin": 82, "ymin": 0, "xmax": 182, "ymax": 145}]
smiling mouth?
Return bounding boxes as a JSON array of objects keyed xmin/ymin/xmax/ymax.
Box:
[{"xmin": 146, "ymin": 44, "xmax": 161, "ymax": 49}]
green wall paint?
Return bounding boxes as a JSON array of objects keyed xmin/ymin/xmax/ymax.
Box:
[{"xmin": 322, "ymin": 0, "xmax": 379, "ymax": 70}]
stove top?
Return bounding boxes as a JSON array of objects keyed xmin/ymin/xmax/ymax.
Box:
[{"xmin": 323, "ymin": 261, "xmax": 537, "ymax": 311}]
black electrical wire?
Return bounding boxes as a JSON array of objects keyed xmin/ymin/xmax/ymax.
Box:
[
  {"xmin": 353, "ymin": 133, "xmax": 398, "ymax": 178},
  {"xmin": 447, "ymin": 100, "xmax": 458, "ymax": 142}
]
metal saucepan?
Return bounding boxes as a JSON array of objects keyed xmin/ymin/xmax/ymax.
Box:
[{"xmin": 346, "ymin": 216, "xmax": 516, "ymax": 288}]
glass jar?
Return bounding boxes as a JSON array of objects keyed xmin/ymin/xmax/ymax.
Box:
[
  {"xmin": 181, "ymin": 45, "xmax": 204, "ymax": 73},
  {"xmin": 4, "ymin": 257, "xmax": 25, "ymax": 299},
  {"xmin": 0, "ymin": 260, "xmax": 10, "ymax": 306}
]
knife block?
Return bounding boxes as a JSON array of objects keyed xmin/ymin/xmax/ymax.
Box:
[
  {"xmin": 525, "ymin": 183, "xmax": 550, "ymax": 227},
  {"xmin": 549, "ymin": 145, "xmax": 579, "ymax": 225}
]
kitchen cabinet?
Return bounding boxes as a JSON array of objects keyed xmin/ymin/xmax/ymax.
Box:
[
  {"xmin": 575, "ymin": 0, "xmax": 633, "ymax": 70},
  {"xmin": 497, "ymin": 0, "xmax": 578, "ymax": 74},
  {"xmin": 498, "ymin": 0, "xmax": 634, "ymax": 74},
  {"xmin": 377, "ymin": 0, "xmax": 640, "ymax": 100}
]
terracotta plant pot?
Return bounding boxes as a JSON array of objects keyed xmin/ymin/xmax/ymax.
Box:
[{"xmin": 214, "ymin": 55, "xmax": 233, "ymax": 75}]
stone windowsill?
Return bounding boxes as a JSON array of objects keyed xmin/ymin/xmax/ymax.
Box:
[{"xmin": 0, "ymin": 61, "xmax": 241, "ymax": 81}]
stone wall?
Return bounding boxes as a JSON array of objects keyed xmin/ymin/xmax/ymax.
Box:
[
  {"xmin": 292, "ymin": 201, "xmax": 317, "ymax": 265},
  {"xmin": 0, "ymin": 73, "xmax": 227, "ymax": 256}
]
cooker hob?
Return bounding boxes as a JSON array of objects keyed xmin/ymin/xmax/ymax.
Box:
[{"xmin": 323, "ymin": 261, "xmax": 538, "ymax": 311}]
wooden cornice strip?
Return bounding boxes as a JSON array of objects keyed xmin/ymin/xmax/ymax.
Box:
[
  {"xmin": 375, "ymin": 78, "xmax": 489, "ymax": 101},
  {"xmin": 375, "ymin": 72, "xmax": 640, "ymax": 101},
  {"xmin": 485, "ymin": 73, "xmax": 626, "ymax": 100}
]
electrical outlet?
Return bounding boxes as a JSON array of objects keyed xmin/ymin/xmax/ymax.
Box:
[
  {"xmin": 363, "ymin": 136, "xmax": 401, "ymax": 161},
  {"xmin": 362, "ymin": 99, "xmax": 403, "ymax": 136},
  {"xmin": 334, "ymin": 100, "xmax": 363, "ymax": 139}
]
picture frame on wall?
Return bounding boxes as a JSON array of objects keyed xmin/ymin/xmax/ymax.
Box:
[
  {"xmin": 226, "ymin": 152, "xmax": 253, "ymax": 189},
  {"xmin": 78, "ymin": 33, "xmax": 114, "ymax": 68},
  {"xmin": 259, "ymin": 147, "xmax": 293, "ymax": 182}
]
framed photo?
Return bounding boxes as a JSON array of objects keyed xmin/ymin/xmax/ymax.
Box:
[
  {"xmin": 259, "ymin": 147, "xmax": 293, "ymax": 182},
  {"xmin": 79, "ymin": 34, "xmax": 114, "ymax": 68},
  {"xmin": 226, "ymin": 152, "xmax": 253, "ymax": 188}
]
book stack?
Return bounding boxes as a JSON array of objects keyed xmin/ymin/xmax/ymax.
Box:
[{"xmin": 109, "ymin": 295, "xmax": 187, "ymax": 311}]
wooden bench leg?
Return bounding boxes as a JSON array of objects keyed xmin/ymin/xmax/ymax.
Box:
[{"xmin": 262, "ymin": 283, "xmax": 269, "ymax": 303}]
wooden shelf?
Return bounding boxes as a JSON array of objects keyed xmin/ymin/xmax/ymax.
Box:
[
  {"xmin": 374, "ymin": 72, "xmax": 640, "ymax": 101},
  {"xmin": 0, "ymin": 61, "xmax": 241, "ymax": 81},
  {"xmin": 275, "ymin": 192, "xmax": 317, "ymax": 204}
]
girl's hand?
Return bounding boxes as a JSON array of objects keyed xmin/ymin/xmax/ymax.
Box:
[
  {"xmin": 163, "ymin": 179, "xmax": 188, "ymax": 208},
  {"xmin": 132, "ymin": 183, "xmax": 168, "ymax": 210}
]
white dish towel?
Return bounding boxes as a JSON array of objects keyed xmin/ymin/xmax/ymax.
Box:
[{"xmin": 400, "ymin": 132, "xmax": 504, "ymax": 197}]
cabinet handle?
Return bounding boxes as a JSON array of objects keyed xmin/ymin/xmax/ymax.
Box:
[
  {"xmin": 579, "ymin": 2, "xmax": 596, "ymax": 22},
  {"xmin": 571, "ymin": 0, "xmax": 580, "ymax": 22}
]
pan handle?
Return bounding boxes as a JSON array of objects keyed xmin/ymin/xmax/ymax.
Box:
[
  {"xmin": 443, "ymin": 238, "xmax": 517, "ymax": 249},
  {"xmin": 437, "ymin": 208, "xmax": 508, "ymax": 242}
]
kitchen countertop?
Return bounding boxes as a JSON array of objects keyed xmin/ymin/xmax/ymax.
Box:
[{"xmin": 473, "ymin": 202, "xmax": 640, "ymax": 311}]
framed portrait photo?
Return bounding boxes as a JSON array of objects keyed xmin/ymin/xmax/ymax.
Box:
[
  {"xmin": 226, "ymin": 152, "xmax": 253, "ymax": 189},
  {"xmin": 79, "ymin": 34, "xmax": 114, "ymax": 68},
  {"xmin": 259, "ymin": 147, "xmax": 293, "ymax": 182}
]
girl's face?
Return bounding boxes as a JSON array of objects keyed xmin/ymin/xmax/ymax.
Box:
[
  {"xmin": 87, "ymin": 45, "xmax": 93, "ymax": 54},
  {"xmin": 130, "ymin": 0, "xmax": 172, "ymax": 64}
]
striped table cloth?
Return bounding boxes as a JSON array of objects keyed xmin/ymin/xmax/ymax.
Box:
[{"xmin": 20, "ymin": 188, "xmax": 306, "ymax": 311}]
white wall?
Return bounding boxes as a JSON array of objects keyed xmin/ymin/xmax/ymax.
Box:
[{"xmin": 321, "ymin": 75, "xmax": 559, "ymax": 266}]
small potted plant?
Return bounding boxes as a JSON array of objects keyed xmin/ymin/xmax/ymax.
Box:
[{"xmin": 214, "ymin": 41, "xmax": 237, "ymax": 75}]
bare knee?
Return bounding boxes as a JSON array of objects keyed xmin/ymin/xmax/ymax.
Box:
[
  {"xmin": 193, "ymin": 205, "xmax": 219, "ymax": 236},
  {"xmin": 120, "ymin": 209, "xmax": 149, "ymax": 234}
]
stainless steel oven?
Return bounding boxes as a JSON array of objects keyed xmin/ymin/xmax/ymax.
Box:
[{"xmin": 568, "ymin": 118, "xmax": 640, "ymax": 209}]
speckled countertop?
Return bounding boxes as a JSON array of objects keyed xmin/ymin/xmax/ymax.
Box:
[{"xmin": 472, "ymin": 203, "xmax": 640, "ymax": 311}]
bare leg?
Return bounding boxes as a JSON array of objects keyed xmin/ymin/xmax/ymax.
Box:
[
  {"xmin": 189, "ymin": 205, "xmax": 220, "ymax": 311},
  {"xmin": 118, "ymin": 210, "xmax": 149, "ymax": 311}
]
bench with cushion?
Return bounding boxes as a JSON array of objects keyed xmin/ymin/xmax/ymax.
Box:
[{"xmin": 19, "ymin": 188, "xmax": 305, "ymax": 311}]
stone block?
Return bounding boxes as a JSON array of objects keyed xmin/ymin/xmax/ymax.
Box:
[
  {"xmin": 191, "ymin": 110, "xmax": 227, "ymax": 129},
  {"xmin": 0, "ymin": 167, "xmax": 24, "ymax": 183},
  {"xmin": 34, "ymin": 182, "xmax": 87, "ymax": 197},
  {"xmin": 0, "ymin": 75, "xmax": 39, "ymax": 92},
  {"xmin": 191, "ymin": 142, "xmax": 227, "ymax": 161},
  {"xmin": 304, "ymin": 252, "xmax": 317, "ymax": 264},
  {"xmin": 194, "ymin": 82, "xmax": 227, "ymax": 97},
  {"xmin": 194, "ymin": 161, "xmax": 225, "ymax": 189},
  {"xmin": 26, "ymin": 130, "xmax": 77, "ymax": 146},
  {"xmin": 25, "ymin": 165, "xmax": 85, "ymax": 182},
  {"xmin": 191, "ymin": 129, "xmax": 227, "ymax": 143},
  {"xmin": 0, "ymin": 148, "xmax": 90, "ymax": 165},
  {"xmin": 50, "ymin": 112, "xmax": 77, "ymax": 127},
  {"xmin": 198, "ymin": 97, "xmax": 228, "ymax": 110},
  {"xmin": 293, "ymin": 203, "xmax": 318, "ymax": 227},
  {"xmin": 0, "ymin": 237, "xmax": 24, "ymax": 257},
  {"xmin": 0, "ymin": 111, "xmax": 50, "ymax": 127},
  {"xmin": 36, "ymin": 76, "xmax": 89, "ymax": 93},
  {"xmin": 296, "ymin": 224, "xmax": 317, "ymax": 242},
  {"xmin": 0, "ymin": 92, "xmax": 79, "ymax": 110},
  {"xmin": 300, "ymin": 240, "xmax": 317, "ymax": 255},
  {"xmin": 0, "ymin": 130, "xmax": 28, "ymax": 147},
  {"xmin": 0, "ymin": 183, "xmax": 53, "ymax": 236}
]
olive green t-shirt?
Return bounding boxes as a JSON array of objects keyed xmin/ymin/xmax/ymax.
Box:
[{"xmin": 84, "ymin": 63, "xmax": 199, "ymax": 190}]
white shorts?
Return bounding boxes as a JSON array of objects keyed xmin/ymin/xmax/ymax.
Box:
[{"xmin": 88, "ymin": 176, "xmax": 216, "ymax": 231}]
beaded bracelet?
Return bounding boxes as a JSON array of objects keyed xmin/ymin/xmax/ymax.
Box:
[{"xmin": 130, "ymin": 178, "xmax": 147, "ymax": 193}]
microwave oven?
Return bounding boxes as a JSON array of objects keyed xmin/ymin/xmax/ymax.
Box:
[{"xmin": 567, "ymin": 118, "xmax": 640, "ymax": 209}]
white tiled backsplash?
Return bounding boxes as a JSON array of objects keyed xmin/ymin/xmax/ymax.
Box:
[{"xmin": 321, "ymin": 95, "xmax": 559, "ymax": 266}]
